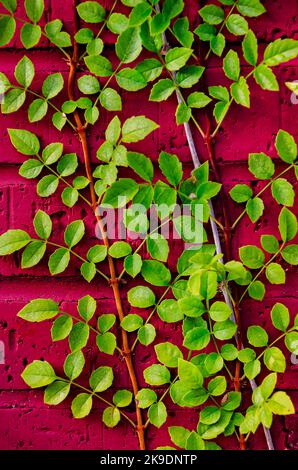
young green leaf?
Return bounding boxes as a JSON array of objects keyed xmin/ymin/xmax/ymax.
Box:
[
  {"xmin": 76, "ymin": 1, "xmax": 105, "ymax": 23},
  {"xmin": 17, "ymin": 298, "xmax": 59, "ymax": 322},
  {"xmin": 22, "ymin": 360, "xmax": 56, "ymax": 388},
  {"xmin": 14, "ymin": 56, "xmax": 35, "ymax": 88},
  {"xmin": 0, "ymin": 229, "xmax": 30, "ymax": 255},
  {"xmin": 8, "ymin": 129, "xmax": 40, "ymax": 155}
]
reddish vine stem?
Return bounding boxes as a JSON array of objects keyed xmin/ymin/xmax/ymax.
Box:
[{"xmin": 68, "ymin": 0, "xmax": 146, "ymax": 451}]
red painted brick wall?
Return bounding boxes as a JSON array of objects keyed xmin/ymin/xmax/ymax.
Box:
[{"xmin": 0, "ymin": 0, "xmax": 297, "ymax": 450}]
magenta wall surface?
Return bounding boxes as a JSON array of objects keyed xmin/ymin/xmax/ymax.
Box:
[{"xmin": 0, "ymin": 0, "xmax": 298, "ymax": 450}]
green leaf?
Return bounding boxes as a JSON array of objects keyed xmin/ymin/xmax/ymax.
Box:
[
  {"xmin": 136, "ymin": 58, "xmax": 163, "ymax": 82},
  {"xmin": 247, "ymin": 325, "xmax": 268, "ymax": 347},
  {"xmin": 143, "ymin": 364, "xmax": 171, "ymax": 386},
  {"xmin": 210, "ymin": 33, "xmax": 225, "ymax": 56},
  {"xmin": 96, "ymin": 332, "xmax": 116, "ymax": 355},
  {"xmin": 254, "ymin": 64, "xmax": 279, "ymax": 91},
  {"xmin": 128, "ymin": 286, "xmax": 155, "ymax": 308},
  {"xmin": 154, "ymin": 181, "xmax": 177, "ymax": 214},
  {"xmin": 121, "ymin": 313, "xmax": 143, "ymax": 332},
  {"xmin": 187, "ymin": 92, "xmax": 211, "ymax": 109},
  {"xmin": 61, "ymin": 188, "xmax": 79, "ymax": 208},
  {"xmin": 71, "ymin": 393, "xmax": 92, "ymax": 419},
  {"xmin": 147, "ymin": 234, "xmax": 169, "ymax": 262},
  {"xmin": 183, "ymin": 326, "xmax": 210, "ymax": 350},
  {"xmin": 78, "ymin": 75, "xmax": 100, "ymax": 94},
  {"xmin": 155, "ymin": 342, "xmax": 183, "ymax": 368},
  {"xmin": 159, "ymin": 151, "xmax": 183, "ymax": 186},
  {"xmin": 116, "ymin": 68, "xmax": 147, "ymax": 91},
  {"xmin": 122, "ymin": 116, "xmax": 159, "ymax": 143},
  {"xmin": 229, "ymin": 184, "xmax": 252, "ymax": 203},
  {"xmin": 22, "ymin": 360, "xmax": 56, "ymax": 388},
  {"xmin": 278, "ymin": 207, "xmax": 297, "ymax": 242},
  {"xmin": 226, "ymin": 14, "xmax": 248, "ymax": 36},
  {"xmin": 21, "ymin": 240, "xmax": 46, "ymax": 268},
  {"xmin": 86, "ymin": 37, "xmax": 103, "ymax": 55},
  {"xmin": 275, "ymin": 129, "xmax": 297, "ymax": 163},
  {"xmin": 165, "ymin": 47, "xmax": 193, "ymax": 71},
  {"xmin": 209, "ymin": 301, "xmax": 232, "ymax": 322},
  {"xmin": 107, "ymin": 12, "xmax": 129, "ymax": 34},
  {"xmin": 14, "ymin": 56, "xmax": 35, "ymax": 88},
  {"xmin": 116, "ymin": 27, "xmax": 142, "ymax": 63},
  {"xmin": 102, "ymin": 178, "xmax": 138, "ymax": 208},
  {"xmin": 57, "ymin": 153, "xmax": 78, "ymax": 177},
  {"xmin": 80, "ymin": 261, "xmax": 96, "ymax": 282},
  {"xmin": 231, "ymin": 77, "xmax": 250, "ymax": 108},
  {"xmin": 64, "ymin": 350, "xmax": 85, "ymax": 380},
  {"xmin": 242, "ymin": 29, "xmax": 258, "ymax": 65},
  {"xmin": 281, "ymin": 245, "xmax": 298, "ymax": 265},
  {"xmin": 264, "ymin": 347, "xmax": 286, "ymax": 372},
  {"xmin": 109, "ymin": 241, "xmax": 132, "ymax": 258},
  {"xmin": 52, "ymin": 112, "xmax": 67, "ymax": 130},
  {"xmin": 248, "ymin": 280, "xmax": 265, "ymax": 301},
  {"xmin": 74, "ymin": 27, "xmax": 94, "ymax": 44},
  {"xmin": 28, "ymin": 99, "xmax": 48, "ymax": 123},
  {"xmin": 89, "ymin": 366, "xmax": 113, "ymax": 392},
  {"xmin": 102, "ymin": 406, "xmax": 121, "ymax": 428},
  {"xmin": 127, "ymin": 151, "xmax": 153, "ymax": 182},
  {"xmin": 200, "ymin": 406, "xmax": 221, "ymax": 425},
  {"xmin": 268, "ymin": 391, "xmax": 295, "ymax": 415},
  {"xmin": 136, "ymin": 388, "xmax": 157, "ymax": 408},
  {"xmin": 64, "ymin": 220, "xmax": 85, "ymax": 248},
  {"xmin": 77, "ymin": 295, "xmax": 96, "ymax": 322},
  {"xmin": 42, "ymin": 142, "xmax": 63, "ymax": 164},
  {"xmin": 97, "ymin": 314, "xmax": 116, "ymax": 334},
  {"xmin": 0, "ymin": 0, "xmax": 17, "ymax": 13},
  {"xmin": 0, "ymin": 229, "xmax": 30, "ymax": 255},
  {"xmin": 213, "ymin": 320, "xmax": 237, "ymax": 340},
  {"xmin": 138, "ymin": 324, "xmax": 156, "ymax": 345},
  {"xmin": 18, "ymin": 298, "xmax": 59, "ymax": 322},
  {"xmin": 271, "ymin": 303, "xmax": 290, "ymax": 332},
  {"xmin": 129, "ymin": 2, "xmax": 152, "ymax": 26},
  {"xmin": 208, "ymin": 376, "xmax": 227, "ymax": 396},
  {"xmin": 264, "ymin": 39, "xmax": 298, "ymax": 66},
  {"xmin": 44, "ymin": 380, "xmax": 70, "ymax": 405},
  {"xmin": 176, "ymin": 102, "xmax": 191, "ymax": 124},
  {"xmin": 178, "ymin": 358, "xmax": 203, "ymax": 388},
  {"xmin": 1, "ymin": 88, "xmax": 26, "ymax": 114},
  {"xmin": 25, "ymin": 0, "xmax": 44, "ymax": 22},
  {"xmin": 266, "ymin": 263, "xmax": 285, "ymax": 284},
  {"xmin": 84, "ymin": 55, "xmax": 113, "ymax": 77},
  {"xmin": 272, "ymin": 178, "xmax": 294, "ymax": 206},
  {"xmin": 246, "ymin": 197, "xmax": 265, "ymax": 223},
  {"xmin": 141, "ymin": 260, "xmax": 171, "ymax": 286},
  {"xmin": 261, "ymin": 235, "xmax": 279, "ymax": 254},
  {"xmin": 178, "ymin": 296, "xmax": 205, "ymax": 318},
  {"xmin": 69, "ymin": 322, "xmax": 89, "ymax": 352},
  {"xmin": 163, "ymin": 0, "xmax": 184, "ymax": 19},
  {"xmin": 237, "ymin": 0, "xmax": 266, "ymax": 17},
  {"xmin": 149, "ymin": 13, "xmax": 170, "ymax": 36},
  {"xmin": 176, "ymin": 65, "xmax": 205, "ymax": 88},
  {"xmin": 99, "ymin": 88, "xmax": 122, "ymax": 111},
  {"xmin": 199, "ymin": 5, "xmax": 224, "ymax": 25},
  {"xmin": 48, "ymin": 248, "xmax": 70, "ymax": 275},
  {"xmin": 157, "ymin": 299, "xmax": 183, "ymax": 323},
  {"xmin": 51, "ymin": 315, "xmax": 72, "ymax": 341},
  {"xmin": 113, "ymin": 389, "xmax": 133, "ymax": 408},
  {"xmin": 0, "ymin": 15, "xmax": 16, "ymax": 46},
  {"xmin": 149, "ymin": 78, "xmax": 175, "ymax": 101},
  {"xmin": 223, "ymin": 50, "xmax": 240, "ymax": 81},
  {"xmin": 124, "ymin": 253, "xmax": 142, "ymax": 278},
  {"xmin": 8, "ymin": 129, "xmax": 40, "ymax": 155},
  {"xmin": 221, "ymin": 344, "xmax": 239, "ymax": 361},
  {"xmin": 19, "ymin": 159, "xmax": 42, "ymax": 179},
  {"xmin": 285, "ymin": 332, "xmax": 298, "ymax": 354},
  {"xmin": 85, "ymin": 105, "xmax": 99, "ymax": 124},
  {"xmin": 169, "ymin": 426, "xmax": 191, "ymax": 448},
  {"xmin": 148, "ymin": 402, "xmax": 167, "ymax": 428},
  {"xmin": 239, "ymin": 245, "xmax": 265, "ymax": 269},
  {"xmin": 76, "ymin": 1, "xmax": 105, "ymax": 23}
]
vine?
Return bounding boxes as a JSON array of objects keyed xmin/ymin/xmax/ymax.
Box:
[{"xmin": 0, "ymin": 0, "xmax": 297, "ymax": 451}]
